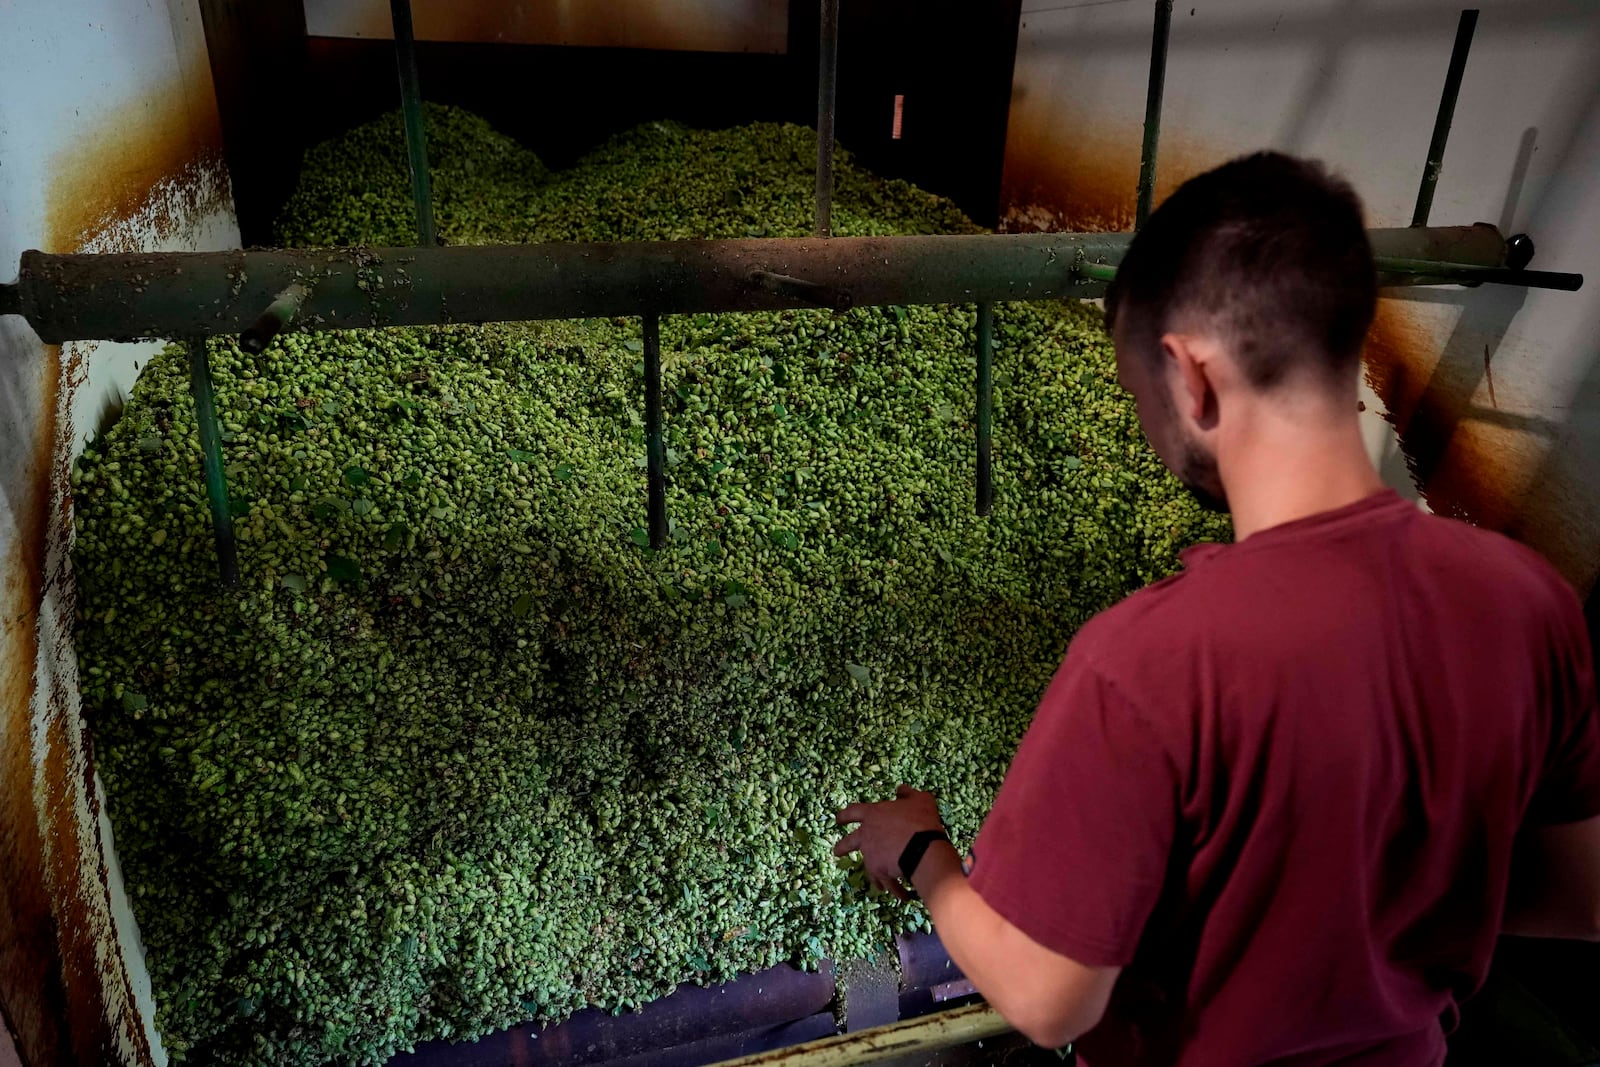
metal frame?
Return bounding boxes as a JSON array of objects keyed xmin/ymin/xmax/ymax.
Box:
[
  {"xmin": 702, "ymin": 1002, "xmax": 1013, "ymax": 1067},
  {"xmin": 0, "ymin": 4, "xmax": 1585, "ymax": 1063},
  {"xmin": 0, "ymin": 3, "xmax": 1578, "ymax": 591}
]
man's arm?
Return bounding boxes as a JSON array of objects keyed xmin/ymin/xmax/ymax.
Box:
[
  {"xmin": 833, "ymin": 786, "xmax": 1119, "ymax": 1048},
  {"xmin": 1502, "ymin": 814, "xmax": 1600, "ymax": 941},
  {"xmin": 914, "ymin": 840, "xmax": 1119, "ymax": 1048}
]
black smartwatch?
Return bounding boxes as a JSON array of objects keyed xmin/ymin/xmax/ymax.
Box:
[{"xmin": 898, "ymin": 829, "xmax": 951, "ymax": 883}]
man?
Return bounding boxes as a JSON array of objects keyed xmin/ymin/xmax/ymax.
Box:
[{"xmin": 834, "ymin": 152, "xmax": 1600, "ymax": 1065}]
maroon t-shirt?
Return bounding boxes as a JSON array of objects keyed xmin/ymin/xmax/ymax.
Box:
[{"xmin": 968, "ymin": 490, "xmax": 1600, "ymax": 1067}]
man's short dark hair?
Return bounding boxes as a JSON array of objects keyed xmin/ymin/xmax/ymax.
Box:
[{"xmin": 1103, "ymin": 152, "xmax": 1376, "ymax": 389}]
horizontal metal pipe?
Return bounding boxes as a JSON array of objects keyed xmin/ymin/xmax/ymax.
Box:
[
  {"xmin": 1080, "ymin": 255, "xmax": 1580, "ymax": 291},
  {"xmin": 0, "ymin": 226, "xmax": 1518, "ymax": 345},
  {"xmin": 703, "ymin": 1002, "xmax": 1013, "ymax": 1067},
  {"xmin": 1373, "ymin": 256, "xmax": 1583, "ymax": 291},
  {"xmin": 3, "ymin": 235, "xmax": 1120, "ymax": 344}
]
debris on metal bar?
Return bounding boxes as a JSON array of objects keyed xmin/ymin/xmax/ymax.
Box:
[
  {"xmin": 749, "ymin": 269, "xmax": 854, "ymax": 311},
  {"xmin": 240, "ymin": 282, "xmax": 311, "ymax": 354}
]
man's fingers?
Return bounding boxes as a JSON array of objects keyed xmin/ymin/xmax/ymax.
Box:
[
  {"xmin": 833, "ymin": 830, "xmax": 862, "ymax": 857},
  {"xmin": 835, "ymin": 803, "xmax": 871, "ymax": 826}
]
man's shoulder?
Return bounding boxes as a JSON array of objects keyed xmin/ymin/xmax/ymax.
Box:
[
  {"xmin": 1070, "ymin": 565, "xmax": 1208, "ymax": 675},
  {"xmin": 1072, "ymin": 508, "xmax": 1582, "ymax": 678},
  {"xmin": 1408, "ymin": 508, "xmax": 1581, "ymax": 616}
]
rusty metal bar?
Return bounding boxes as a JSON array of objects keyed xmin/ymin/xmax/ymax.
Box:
[
  {"xmin": 643, "ymin": 314, "xmax": 668, "ymax": 550},
  {"xmin": 1135, "ymin": 0, "xmax": 1175, "ymax": 229},
  {"xmin": 1411, "ymin": 10, "xmax": 1479, "ymax": 228},
  {"xmin": 185, "ymin": 339, "xmax": 239, "ymax": 586},
  {"xmin": 816, "ymin": 0, "xmax": 841, "ymax": 238},
  {"xmin": 0, "ymin": 226, "xmax": 1521, "ymax": 345},
  {"xmin": 390, "ymin": 0, "xmax": 436, "ymax": 246},
  {"xmin": 1083, "ymin": 255, "xmax": 1579, "ymax": 291},
  {"xmin": 702, "ymin": 1002, "xmax": 1012, "ymax": 1067},
  {"xmin": 1, "ymin": 234, "xmax": 1121, "ymax": 343},
  {"xmin": 1374, "ymin": 256, "xmax": 1581, "ymax": 291},
  {"xmin": 975, "ymin": 302, "xmax": 994, "ymax": 517}
]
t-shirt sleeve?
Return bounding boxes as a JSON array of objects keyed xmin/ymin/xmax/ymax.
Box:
[
  {"xmin": 967, "ymin": 642, "xmax": 1180, "ymax": 968},
  {"xmin": 1527, "ymin": 585, "xmax": 1600, "ymax": 825}
]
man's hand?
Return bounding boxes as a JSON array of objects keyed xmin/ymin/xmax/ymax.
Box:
[{"xmin": 834, "ymin": 784, "xmax": 945, "ymax": 899}]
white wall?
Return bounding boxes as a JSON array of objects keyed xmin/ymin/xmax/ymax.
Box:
[
  {"xmin": 0, "ymin": 2, "xmax": 240, "ymax": 1064},
  {"xmin": 1004, "ymin": 0, "xmax": 1600, "ymax": 592}
]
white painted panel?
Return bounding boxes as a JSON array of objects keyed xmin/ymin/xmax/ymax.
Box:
[
  {"xmin": 1006, "ymin": 0, "xmax": 1600, "ymax": 588},
  {"xmin": 0, "ymin": 1, "xmax": 240, "ymax": 1063}
]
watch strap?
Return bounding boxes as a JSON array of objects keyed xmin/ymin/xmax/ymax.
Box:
[{"xmin": 898, "ymin": 829, "xmax": 950, "ymax": 883}]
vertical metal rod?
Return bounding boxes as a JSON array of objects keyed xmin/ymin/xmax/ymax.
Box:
[
  {"xmin": 389, "ymin": 0, "xmax": 436, "ymax": 246},
  {"xmin": 1411, "ymin": 9, "xmax": 1479, "ymax": 228},
  {"xmin": 975, "ymin": 303, "xmax": 994, "ymax": 517},
  {"xmin": 1134, "ymin": 0, "xmax": 1174, "ymax": 230},
  {"xmin": 643, "ymin": 315, "xmax": 668, "ymax": 550},
  {"xmin": 815, "ymin": 0, "xmax": 841, "ymax": 238},
  {"xmin": 185, "ymin": 339, "xmax": 239, "ymax": 586}
]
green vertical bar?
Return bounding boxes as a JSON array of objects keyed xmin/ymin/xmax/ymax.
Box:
[
  {"xmin": 1410, "ymin": 10, "xmax": 1479, "ymax": 228},
  {"xmin": 976, "ymin": 303, "xmax": 994, "ymax": 517},
  {"xmin": 643, "ymin": 315, "xmax": 668, "ymax": 549},
  {"xmin": 1135, "ymin": 0, "xmax": 1173, "ymax": 230},
  {"xmin": 815, "ymin": 0, "xmax": 841, "ymax": 238},
  {"xmin": 390, "ymin": 0, "xmax": 436, "ymax": 246},
  {"xmin": 186, "ymin": 339, "xmax": 239, "ymax": 586}
]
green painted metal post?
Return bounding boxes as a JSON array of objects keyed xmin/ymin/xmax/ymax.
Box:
[
  {"xmin": 1411, "ymin": 10, "xmax": 1479, "ymax": 228},
  {"xmin": 816, "ymin": 0, "xmax": 841, "ymax": 238},
  {"xmin": 643, "ymin": 314, "xmax": 668, "ymax": 550},
  {"xmin": 185, "ymin": 339, "xmax": 239, "ymax": 586},
  {"xmin": 1135, "ymin": 0, "xmax": 1174, "ymax": 230},
  {"xmin": 389, "ymin": 0, "xmax": 436, "ymax": 246},
  {"xmin": 975, "ymin": 303, "xmax": 994, "ymax": 517}
]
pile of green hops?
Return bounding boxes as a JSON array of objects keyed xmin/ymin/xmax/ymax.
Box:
[
  {"xmin": 276, "ymin": 103, "xmax": 550, "ymax": 247},
  {"xmin": 74, "ymin": 110, "xmax": 1229, "ymax": 1066}
]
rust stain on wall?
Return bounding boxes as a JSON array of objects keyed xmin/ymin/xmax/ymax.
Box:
[
  {"xmin": 0, "ymin": 345, "xmax": 74, "ymax": 1065},
  {"xmin": 3, "ymin": 58, "xmax": 234, "ymax": 1067},
  {"xmin": 998, "ymin": 100, "xmax": 1217, "ymax": 233},
  {"xmin": 1363, "ymin": 300, "xmax": 1594, "ymax": 592},
  {"xmin": 46, "ymin": 60, "xmax": 230, "ymax": 254},
  {"xmin": 1364, "ymin": 300, "xmax": 1525, "ymax": 529}
]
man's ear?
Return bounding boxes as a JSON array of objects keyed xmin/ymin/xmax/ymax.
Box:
[{"xmin": 1161, "ymin": 333, "xmax": 1217, "ymax": 427}]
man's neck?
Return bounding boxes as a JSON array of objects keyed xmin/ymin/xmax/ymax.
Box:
[{"xmin": 1219, "ymin": 401, "xmax": 1386, "ymax": 542}]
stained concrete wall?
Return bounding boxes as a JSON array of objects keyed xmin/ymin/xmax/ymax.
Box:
[
  {"xmin": 0, "ymin": 2, "xmax": 240, "ymax": 1064},
  {"xmin": 1003, "ymin": 0, "xmax": 1600, "ymax": 592}
]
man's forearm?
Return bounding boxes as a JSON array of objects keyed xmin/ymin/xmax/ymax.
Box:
[
  {"xmin": 915, "ymin": 843, "xmax": 1012, "ymax": 1001},
  {"xmin": 913, "ymin": 843, "xmax": 1112, "ymax": 1048}
]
